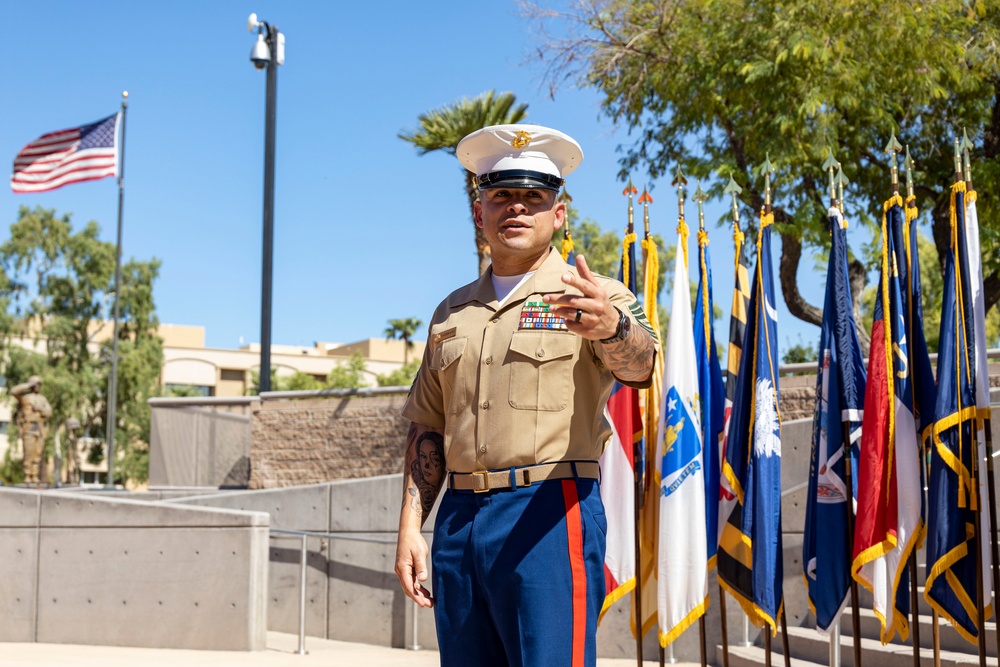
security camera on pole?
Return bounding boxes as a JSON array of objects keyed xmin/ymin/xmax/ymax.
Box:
[{"xmin": 247, "ymin": 13, "xmax": 284, "ymax": 393}]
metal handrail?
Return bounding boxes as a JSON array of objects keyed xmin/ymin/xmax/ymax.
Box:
[{"xmin": 268, "ymin": 528, "xmax": 421, "ymax": 653}]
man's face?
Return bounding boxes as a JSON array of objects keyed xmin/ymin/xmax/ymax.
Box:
[{"xmin": 473, "ymin": 187, "xmax": 564, "ymax": 265}]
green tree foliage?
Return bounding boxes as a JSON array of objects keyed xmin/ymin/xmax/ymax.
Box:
[
  {"xmin": 400, "ymin": 91, "xmax": 529, "ymax": 275},
  {"xmin": 0, "ymin": 206, "xmax": 163, "ymax": 485},
  {"xmin": 325, "ymin": 352, "xmax": 368, "ymax": 389},
  {"xmin": 860, "ymin": 231, "xmax": 1000, "ymax": 351},
  {"xmin": 532, "ymin": 0, "xmax": 1000, "ymax": 341},
  {"xmin": 377, "ymin": 360, "xmax": 421, "ymax": 388},
  {"xmin": 384, "ymin": 317, "xmax": 422, "ymax": 365},
  {"xmin": 782, "ymin": 335, "xmax": 820, "ymax": 365}
]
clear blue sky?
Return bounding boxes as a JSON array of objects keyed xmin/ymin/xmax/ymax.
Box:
[{"xmin": 1, "ymin": 1, "xmax": 833, "ymax": 355}]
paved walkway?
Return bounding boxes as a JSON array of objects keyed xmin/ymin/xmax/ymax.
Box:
[{"xmin": 4, "ymin": 632, "xmax": 700, "ymax": 667}]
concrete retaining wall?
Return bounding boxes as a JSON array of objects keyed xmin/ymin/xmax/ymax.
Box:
[
  {"xmin": 0, "ymin": 488, "xmax": 270, "ymax": 651},
  {"xmin": 169, "ymin": 475, "xmax": 438, "ymax": 650}
]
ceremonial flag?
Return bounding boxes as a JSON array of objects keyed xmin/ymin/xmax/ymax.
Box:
[
  {"xmin": 694, "ymin": 228, "xmax": 725, "ymax": 567},
  {"xmin": 804, "ymin": 207, "xmax": 867, "ymax": 633},
  {"xmin": 963, "ymin": 185, "xmax": 995, "ymax": 629},
  {"xmin": 851, "ymin": 195, "xmax": 923, "ymax": 643},
  {"xmin": 902, "ymin": 196, "xmax": 937, "ymax": 450},
  {"xmin": 656, "ymin": 218, "xmax": 707, "ymax": 645},
  {"xmin": 634, "ymin": 206, "xmax": 665, "ymax": 639},
  {"xmin": 717, "ymin": 210, "xmax": 784, "ymax": 634},
  {"xmin": 599, "ymin": 224, "xmax": 642, "ymax": 619},
  {"xmin": 925, "ymin": 182, "xmax": 994, "ymax": 644},
  {"xmin": 12, "ymin": 114, "xmax": 120, "ymax": 193},
  {"xmin": 718, "ymin": 223, "xmax": 750, "ymax": 544}
]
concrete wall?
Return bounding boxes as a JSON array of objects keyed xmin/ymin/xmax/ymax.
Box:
[
  {"xmin": 169, "ymin": 475, "xmax": 439, "ymax": 651},
  {"xmin": 167, "ymin": 409, "xmax": 1000, "ymax": 662},
  {"xmin": 0, "ymin": 488, "xmax": 270, "ymax": 651}
]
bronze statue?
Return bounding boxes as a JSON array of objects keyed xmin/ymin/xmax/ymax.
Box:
[{"xmin": 11, "ymin": 375, "xmax": 53, "ymax": 484}]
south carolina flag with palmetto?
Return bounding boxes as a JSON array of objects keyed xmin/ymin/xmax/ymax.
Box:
[
  {"xmin": 717, "ymin": 211, "xmax": 783, "ymax": 634},
  {"xmin": 656, "ymin": 219, "xmax": 708, "ymax": 645},
  {"xmin": 851, "ymin": 195, "xmax": 923, "ymax": 644}
]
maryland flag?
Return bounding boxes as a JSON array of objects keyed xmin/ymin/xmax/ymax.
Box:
[
  {"xmin": 718, "ymin": 222, "xmax": 751, "ymax": 545},
  {"xmin": 804, "ymin": 207, "xmax": 866, "ymax": 633},
  {"xmin": 694, "ymin": 228, "xmax": 725, "ymax": 568},
  {"xmin": 599, "ymin": 223, "xmax": 642, "ymax": 619},
  {"xmin": 924, "ymin": 181, "xmax": 994, "ymax": 644},
  {"xmin": 851, "ymin": 195, "xmax": 923, "ymax": 643},
  {"xmin": 717, "ymin": 210, "xmax": 784, "ymax": 634},
  {"xmin": 656, "ymin": 218, "xmax": 708, "ymax": 645}
]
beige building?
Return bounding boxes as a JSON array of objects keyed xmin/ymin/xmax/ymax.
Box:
[
  {"xmin": 159, "ymin": 324, "xmax": 424, "ymax": 397},
  {"xmin": 0, "ymin": 324, "xmax": 424, "ymax": 464}
]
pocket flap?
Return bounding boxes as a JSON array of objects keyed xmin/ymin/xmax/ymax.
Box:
[
  {"xmin": 509, "ymin": 331, "xmax": 577, "ymax": 362},
  {"xmin": 431, "ymin": 336, "xmax": 467, "ymax": 371}
]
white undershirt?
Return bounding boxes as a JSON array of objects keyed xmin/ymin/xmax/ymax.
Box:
[{"xmin": 492, "ymin": 271, "xmax": 535, "ymax": 308}]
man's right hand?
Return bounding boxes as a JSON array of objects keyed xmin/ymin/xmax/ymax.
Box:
[{"xmin": 395, "ymin": 528, "xmax": 434, "ymax": 608}]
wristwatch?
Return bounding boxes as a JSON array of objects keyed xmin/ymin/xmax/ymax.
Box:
[{"xmin": 599, "ymin": 307, "xmax": 631, "ymax": 344}]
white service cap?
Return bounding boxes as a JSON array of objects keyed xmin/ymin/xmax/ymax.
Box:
[{"xmin": 456, "ymin": 124, "xmax": 584, "ymax": 191}]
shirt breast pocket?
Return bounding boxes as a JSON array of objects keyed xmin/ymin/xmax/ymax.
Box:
[
  {"xmin": 507, "ymin": 331, "xmax": 577, "ymax": 411},
  {"xmin": 431, "ymin": 336, "xmax": 468, "ymax": 414}
]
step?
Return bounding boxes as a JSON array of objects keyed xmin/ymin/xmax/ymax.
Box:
[
  {"xmin": 719, "ymin": 643, "xmax": 825, "ymax": 667},
  {"xmin": 842, "ymin": 606, "xmax": 997, "ymax": 657},
  {"xmin": 852, "ymin": 584, "xmax": 994, "ymax": 621},
  {"xmin": 778, "ymin": 624, "xmax": 999, "ymax": 667}
]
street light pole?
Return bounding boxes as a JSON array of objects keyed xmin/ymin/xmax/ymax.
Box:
[{"xmin": 248, "ymin": 13, "xmax": 284, "ymax": 393}]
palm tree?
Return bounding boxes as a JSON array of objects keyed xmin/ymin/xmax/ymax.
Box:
[
  {"xmin": 384, "ymin": 317, "xmax": 422, "ymax": 364},
  {"xmin": 399, "ymin": 91, "xmax": 528, "ymax": 276}
]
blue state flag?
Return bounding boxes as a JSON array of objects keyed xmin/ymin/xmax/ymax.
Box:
[
  {"xmin": 694, "ymin": 229, "xmax": 725, "ymax": 567},
  {"xmin": 925, "ymin": 182, "xmax": 993, "ymax": 644},
  {"xmin": 717, "ymin": 211, "xmax": 784, "ymax": 634},
  {"xmin": 803, "ymin": 208, "xmax": 866, "ymax": 633}
]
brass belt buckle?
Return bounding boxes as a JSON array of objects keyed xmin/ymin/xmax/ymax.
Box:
[{"xmin": 472, "ymin": 471, "xmax": 490, "ymax": 493}]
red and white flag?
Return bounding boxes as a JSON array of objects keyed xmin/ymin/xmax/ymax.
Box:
[
  {"xmin": 599, "ymin": 389, "xmax": 639, "ymax": 620},
  {"xmin": 11, "ymin": 113, "xmax": 119, "ymax": 193}
]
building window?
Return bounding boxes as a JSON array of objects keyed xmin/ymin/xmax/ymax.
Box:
[
  {"xmin": 220, "ymin": 369, "xmax": 245, "ymax": 382},
  {"xmin": 165, "ymin": 384, "xmax": 213, "ymax": 397}
]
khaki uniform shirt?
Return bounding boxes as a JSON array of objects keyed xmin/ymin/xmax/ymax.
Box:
[{"xmin": 402, "ymin": 248, "xmax": 655, "ymax": 473}]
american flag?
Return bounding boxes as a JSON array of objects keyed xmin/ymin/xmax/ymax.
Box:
[{"xmin": 11, "ymin": 113, "xmax": 119, "ymax": 193}]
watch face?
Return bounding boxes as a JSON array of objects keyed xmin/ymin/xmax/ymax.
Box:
[{"xmin": 621, "ymin": 313, "xmax": 631, "ymax": 337}]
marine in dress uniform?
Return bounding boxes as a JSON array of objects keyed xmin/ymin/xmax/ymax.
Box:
[{"xmin": 394, "ymin": 124, "xmax": 657, "ymax": 667}]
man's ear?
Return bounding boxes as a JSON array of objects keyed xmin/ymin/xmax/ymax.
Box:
[
  {"xmin": 473, "ymin": 200, "xmax": 484, "ymax": 229},
  {"xmin": 552, "ymin": 201, "xmax": 566, "ymax": 232}
]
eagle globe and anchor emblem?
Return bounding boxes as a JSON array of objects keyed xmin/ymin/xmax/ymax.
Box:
[{"xmin": 511, "ymin": 130, "xmax": 532, "ymax": 149}]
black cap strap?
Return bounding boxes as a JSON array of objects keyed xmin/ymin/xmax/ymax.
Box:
[{"xmin": 476, "ymin": 169, "xmax": 564, "ymax": 191}]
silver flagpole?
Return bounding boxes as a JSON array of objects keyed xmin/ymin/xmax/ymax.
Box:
[{"xmin": 104, "ymin": 91, "xmax": 128, "ymax": 488}]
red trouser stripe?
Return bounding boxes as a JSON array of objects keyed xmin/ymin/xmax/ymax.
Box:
[{"xmin": 561, "ymin": 479, "xmax": 587, "ymax": 667}]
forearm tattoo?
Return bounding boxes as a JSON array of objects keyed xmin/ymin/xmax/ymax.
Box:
[
  {"xmin": 602, "ymin": 321, "xmax": 657, "ymax": 382},
  {"xmin": 402, "ymin": 422, "xmax": 445, "ymax": 523}
]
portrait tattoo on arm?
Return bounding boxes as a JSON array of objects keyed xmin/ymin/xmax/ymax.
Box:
[{"xmin": 402, "ymin": 423, "xmax": 445, "ymax": 522}]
